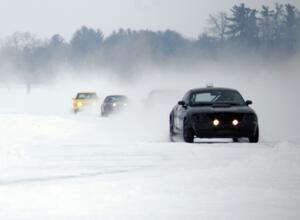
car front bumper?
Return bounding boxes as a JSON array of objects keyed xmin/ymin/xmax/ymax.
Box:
[{"xmin": 192, "ymin": 122, "xmax": 258, "ymax": 138}]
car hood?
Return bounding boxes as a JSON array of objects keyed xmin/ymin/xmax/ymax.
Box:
[
  {"xmin": 75, "ymin": 99, "xmax": 98, "ymax": 103},
  {"xmin": 187, "ymin": 105, "xmax": 256, "ymax": 115}
]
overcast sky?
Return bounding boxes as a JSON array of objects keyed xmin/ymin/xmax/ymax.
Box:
[{"xmin": 0, "ymin": 0, "xmax": 299, "ymax": 40}]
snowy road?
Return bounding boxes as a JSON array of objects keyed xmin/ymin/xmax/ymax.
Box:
[
  {"xmin": 1, "ymin": 110, "xmax": 300, "ymax": 220},
  {"xmin": 0, "ymin": 83, "xmax": 299, "ymax": 219}
]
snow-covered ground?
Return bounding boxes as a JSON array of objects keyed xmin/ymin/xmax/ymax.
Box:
[{"xmin": 0, "ymin": 81, "xmax": 300, "ymax": 219}]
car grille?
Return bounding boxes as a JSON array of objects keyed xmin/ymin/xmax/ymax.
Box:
[{"xmin": 206, "ymin": 113, "xmax": 245, "ymax": 124}]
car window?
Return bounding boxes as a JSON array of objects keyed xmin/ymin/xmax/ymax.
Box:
[
  {"xmin": 105, "ymin": 96, "xmax": 127, "ymax": 102},
  {"xmin": 190, "ymin": 90, "xmax": 245, "ymax": 106},
  {"xmin": 194, "ymin": 93, "xmax": 215, "ymax": 102},
  {"xmin": 76, "ymin": 93, "xmax": 97, "ymax": 99}
]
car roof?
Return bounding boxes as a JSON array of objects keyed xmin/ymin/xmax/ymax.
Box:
[
  {"xmin": 189, "ymin": 87, "xmax": 239, "ymax": 93},
  {"xmin": 105, "ymin": 95, "xmax": 127, "ymax": 98},
  {"xmin": 78, "ymin": 91, "xmax": 97, "ymax": 94}
]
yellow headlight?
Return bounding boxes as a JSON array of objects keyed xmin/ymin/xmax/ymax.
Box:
[{"xmin": 77, "ymin": 102, "xmax": 82, "ymax": 107}]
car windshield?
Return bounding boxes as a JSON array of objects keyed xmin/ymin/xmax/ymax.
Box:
[
  {"xmin": 76, "ymin": 93, "xmax": 98, "ymax": 99},
  {"xmin": 105, "ymin": 96, "xmax": 127, "ymax": 103},
  {"xmin": 190, "ymin": 90, "xmax": 245, "ymax": 106}
]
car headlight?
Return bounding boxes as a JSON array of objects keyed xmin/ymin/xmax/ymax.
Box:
[
  {"xmin": 77, "ymin": 102, "xmax": 82, "ymax": 107},
  {"xmin": 213, "ymin": 119, "xmax": 220, "ymax": 126},
  {"xmin": 112, "ymin": 103, "xmax": 117, "ymax": 107},
  {"xmin": 232, "ymin": 119, "xmax": 239, "ymax": 126}
]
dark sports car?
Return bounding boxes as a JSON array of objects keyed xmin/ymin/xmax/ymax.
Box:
[
  {"xmin": 169, "ymin": 87, "xmax": 259, "ymax": 143},
  {"xmin": 101, "ymin": 95, "xmax": 128, "ymax": 116}
]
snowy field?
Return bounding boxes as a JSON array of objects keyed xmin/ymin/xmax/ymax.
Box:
[{"xmin": 0, "ymin": 68, "xmax": 300, "ymax": 220}]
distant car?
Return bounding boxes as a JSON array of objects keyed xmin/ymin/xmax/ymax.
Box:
[
  {"xmin": 72, "ymin": 92, "xmax": 99, "ymax": 113},
  {"xmin": 169, "ymin": 87, "xmax": 259, "ymax": 143},
  {"xmin": 101, "ymin": 95, "xmax": 128, "ymax": 116}
]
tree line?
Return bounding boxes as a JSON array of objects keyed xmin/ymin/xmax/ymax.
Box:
[{"xmin": 0, "ymin": 3, "xmax": 299, "ymax": 86}]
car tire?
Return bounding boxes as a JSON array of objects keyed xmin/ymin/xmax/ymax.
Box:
[
  {"xmin": 169, "ymin": 132, "xmax": 175, "ymax": 142},
  {"xmin": 74, "ymin": 109, "xmax": 79, "ymax": 114},
  {"xmin": 183, "ymin": 118, "xmax": 194, "ymax": 143},
  {"xmin": 249, "ymin": 127, "xmax": 259, "ymax": 143},
  {"xmin": 233, "ymin": 138, "xmax": 239, "ymax": 143},
  {"xmin": 169, "ymin": 114, "xmax": 175, "ymax": 142}
]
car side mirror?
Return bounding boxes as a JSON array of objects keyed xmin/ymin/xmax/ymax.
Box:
[
  {"xmin": 178, "ymin": 101, "xmax": 185, "ymax": 106},
  {"xmin": 245, "ymin": 100, "xmax": 253, "ymax": 106},
  {"xmin": 178, "ymin": 101, "xmax": 187, "ymax": 107}
]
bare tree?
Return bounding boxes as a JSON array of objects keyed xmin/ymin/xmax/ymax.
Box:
[
  {"xmin": 5, "ymin": 32, "xmax": 42, "ymax": 51},
  {"xmin": 207, "ymin": 12, "xmax": 228, "ymax": 43}
]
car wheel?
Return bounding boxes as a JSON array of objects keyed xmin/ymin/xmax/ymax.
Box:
[
  {"xmin": 183, "ymin": 118, "xmax": 194, "ymax": 143},
  {"xmin": 169, "ymin": 132, "xmax": 175, "ymax": 142},
  {"xmin": 249, "ymin": 127, "xmax": 259, "ymax": 143},
  {"xmin": 74, "ymin": 109, "xmax": 79, "ymax": 114},
  {"xmin": 169, "ymin": 114, "xmax": 175, "ymax": 142},
  {"xmin": 233, "ymin": 138, "xmax": 239, "ymax": 143}
]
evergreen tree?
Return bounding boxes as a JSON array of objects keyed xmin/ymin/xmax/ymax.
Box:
[
  {"xmin": 70, "ymin": 26, "xmax": 103, "ymax": 59},
  {"xmin": 284, "ymin": 4, "xmax": 298, "ymax": 52},
  {"xmin": 259, "ymin": 6, "xmax": 275, "ymax": 46},
  {"xmin": 226, "ymin": 4, "xmax": 259, "ymax": 47},
  {"xmin": 272, "ymin": 4, "xmax": 285, "ymax": 46}
]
